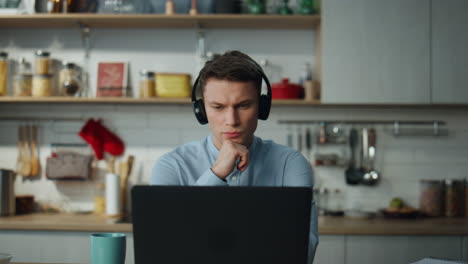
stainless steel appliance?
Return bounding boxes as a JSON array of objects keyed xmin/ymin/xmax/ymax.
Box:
[{"xmin": 0, "ymin": 169, "xmax": 15, "ymax": 216}]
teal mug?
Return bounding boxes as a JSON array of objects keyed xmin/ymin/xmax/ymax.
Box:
[{"xmin": 90, "ymin": 233, "xmax": 126, "ymax": 264}]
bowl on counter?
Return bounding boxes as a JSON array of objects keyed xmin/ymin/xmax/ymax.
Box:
[{"xmin": 380, "ymin": 208, "xmax": 422, "ymax": 219}]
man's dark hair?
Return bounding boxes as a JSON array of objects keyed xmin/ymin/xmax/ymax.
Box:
[{"xmin": 197, "ymin": 50, "xmax": 262, "ymax": 98}]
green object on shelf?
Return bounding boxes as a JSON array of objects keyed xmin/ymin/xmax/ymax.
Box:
[
  {"xmin": 299, "ymin": 0, "xmax": 316, "ymax": 15},
  {"xmin": 277, "ymin": 0, "xmax": 293, "ymax": 15},
  {"xmin": 247, "ymin": 0, "xmax": 266, "ymax": 14}
]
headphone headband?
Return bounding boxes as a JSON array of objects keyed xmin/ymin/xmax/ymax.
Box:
[{"xmin": 191, "ymin": 56, "xmax": 272, "ymax": 125}]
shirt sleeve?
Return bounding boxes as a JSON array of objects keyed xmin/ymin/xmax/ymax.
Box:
[
  {"xmin": 195, "ymin": 168, "xmax": 228, "ymax": 186},
  {"xmin": 283, "ymin": 152, "xmax": 319, "ymax": 264},
  {"xmin": 151, "ymin": 154, "xmax": 181, "ymax": 185}
]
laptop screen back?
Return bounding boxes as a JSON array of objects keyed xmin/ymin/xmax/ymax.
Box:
[{"xmin": 132, "ymin": 186, "xmax": 312, "ymax": 264}]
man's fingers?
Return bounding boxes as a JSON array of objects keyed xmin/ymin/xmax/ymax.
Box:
[{"xmin": 237, "ymin": 149, "xmax": 249, "ymax": 171}]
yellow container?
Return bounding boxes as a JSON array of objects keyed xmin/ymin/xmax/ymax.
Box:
[{"xmin": 155, "ymin": 73, "xmax": 191, "ymax": 98}]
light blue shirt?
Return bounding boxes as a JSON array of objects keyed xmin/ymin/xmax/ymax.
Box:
[{"xmin": 151, "ymin": 134, "xmax": 319, "ymax": 263}]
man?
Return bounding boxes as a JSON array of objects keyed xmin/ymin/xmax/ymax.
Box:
[{"xmin": 151, "ymin": 50, "xmax": 318, "ymax": 263}]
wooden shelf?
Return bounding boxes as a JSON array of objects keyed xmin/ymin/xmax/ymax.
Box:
[
  {"xmin": 0, "ymin": 96, "xmax": 321, "ymax": 105},
  {"xmin": 0, "ymin": 14, "xmax": 320, "ymax": 29}
]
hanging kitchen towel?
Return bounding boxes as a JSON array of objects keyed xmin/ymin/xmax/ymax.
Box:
[
  {"xmin": 46, "ymin": 152, "xmax": 92, "ymax": 180},
  {"xmin": 78, "ymin": 118, "xmax": 125, "ymax": 160}
]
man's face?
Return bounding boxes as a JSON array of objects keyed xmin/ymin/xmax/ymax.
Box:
[{"xmin": 203, "ymin": 78, "xmax": 259, "ymax": 149}]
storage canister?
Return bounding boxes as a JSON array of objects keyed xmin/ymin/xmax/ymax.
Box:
[
  {"xmin": 139, "ymin": 69, "xmax": 155, "ymax": 98},
  {"xmin": 419, "ymin": 180, "xmax": 443, "ymax": 217},
  {"xmin": 0, "ymin": 169, "xmax": 16, "ymax": 216},
  {"xmin": 445, "ymin": 179, "xmax": 464, "ymax": 217},
  {"xmin": 0, "ymin": 51, "xmax": 8, "ymax": 96},
  {"xmin": 35, "ymin": 50, "xmax": 51, "ymax": 75},
  {"xmin": 32, "ymin": 74, "xmax": 53, "ymax": 97},
  {"xmin": 59, "ymin": 62, "xmax": 80, "ymax": 96},
  {"xmin": 155, "ymin": 73, "xmax": 191, "ymax": 98},
  {"xmin": 13, "ymin": 74, "xmax": 33, "ymax": 96}
]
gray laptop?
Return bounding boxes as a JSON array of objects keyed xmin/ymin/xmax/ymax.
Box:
[{"xmin": 131, "ymin": 185, "xmax": 312, "ymax": 264}]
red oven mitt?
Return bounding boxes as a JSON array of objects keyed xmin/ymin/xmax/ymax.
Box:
[{"xmin": 78, "ymin": 118, "xmax": 125, "ymax": 160}]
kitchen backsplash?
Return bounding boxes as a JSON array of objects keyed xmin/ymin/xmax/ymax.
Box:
[
  {"xmin": 0, "ymin": 104, "xmax": 467, "ymax": 213},
  {"xmin": 1, "ymin": 28, "xmax": 468, "ymax": 213}
]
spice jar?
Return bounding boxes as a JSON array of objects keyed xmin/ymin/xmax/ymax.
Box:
[
  {"xmin": 445, "ymin": 179, "xmax": 464, "ymax": 217},
  {"xmin": 420, "ymin": 180, "xmax": 443, "ymax": 217},
  {"xmin": 32, "ymin": 74, "xmax": 53, "ymax": 97},
  {"xmin": 0, "ymin": 51, "xmax": 8, "ymax": 96},
  {"xmin": 35, "ymin": 50, "xmax": 51, "ymax": 75},
  {"xmin": 139, "ymin": 69, "xmax": 155, "ymax": 98},
  {"xmin": 59, "ymin": 62, "xmax": 80, "ymax": 96},
  {"xmin": 13, "ymin": 74, "xmax": 33, "ymax": 96}
]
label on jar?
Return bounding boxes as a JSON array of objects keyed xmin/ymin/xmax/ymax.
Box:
[
  {"xmin": 32, "ymin": 74, "xmax": 52, "ymax": 97},
  {"xmin": 35, "ymin": 57, "xmax": 50, "ymax": 75}
]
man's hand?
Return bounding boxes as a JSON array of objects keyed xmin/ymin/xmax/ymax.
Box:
[{"xmin": 211, "ymin": 141, "xmax": 249, "ymax": 179}]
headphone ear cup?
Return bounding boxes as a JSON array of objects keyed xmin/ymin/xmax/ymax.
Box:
[
  {"xmin": 192, "ymin": 99, "xmax": 208, "ymax": 125},
  {"xmin": 258, "ymin": 94, "xmax": 271, "ymax": 120}
]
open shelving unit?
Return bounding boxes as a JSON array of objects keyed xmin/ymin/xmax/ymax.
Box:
[
  {"xmin": 0, "ymin": 96, "xmax": 321, "ymax": 105},
  {"xmin": 0, "ymin": 13, "xmax": 322, "ymax": 106},
  {"xmin": 0, "ymin": 14, "xmax": 321, "ymax": 29}
]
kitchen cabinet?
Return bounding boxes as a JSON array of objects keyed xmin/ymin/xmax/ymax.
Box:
[
  {"xmin": 346, "ymin": 236, "xmax": 463, "ymax": 264},
  {"xmin": 322, "ymin": 0, "xmax": 431, "ymax": 104},
  {"xmin": 463, "ymin": 237, "xmax": 468, "ymax": 260},
  {"xmin": 0, "ymin": 230, "xmax": 134, "ymax": 264},
  {"xmin": 314, "ymin": 235, "xmax": 345, "ymax": 264},
  {"xmin": 431, "ymin": 0, "xmax": 468, "ymax": 103}
]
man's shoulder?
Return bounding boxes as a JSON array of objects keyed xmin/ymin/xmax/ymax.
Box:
[
  {"xmin": 256, "ymin": 137, "xmax": 299, "ymax": 158},
  {"xmin": 162, "ymin": 137, "xmax": 207, "ymax": 160}
]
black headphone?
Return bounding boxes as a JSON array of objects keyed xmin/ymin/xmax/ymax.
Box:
[{"xmin": 191, "ymin": 58, "xmax": 272, "ymax": 125}]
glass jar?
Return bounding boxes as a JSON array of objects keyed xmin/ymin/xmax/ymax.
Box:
[
  {"xmin": 419, "ymin": 180, "xmax": 443, "ymax": 217},
  {"xmin": 35, "ymin": 50, "xmax": 51, "ymax": 75},
  {"xmin": 17, "ymin": 57, "xmax": 31, "ymax": 75},
  {"xmin": 0, "ymin": 51, "xmax": 8, "ymax": 96},
  {"xmin": 32, "ymin": 74, "xmax": 53, "ymax": 97},
  {"xmin": 59, "ymin": 62, "xmax": 80, "ymax": 96},
  {"xmin": 13, "ymin": 74, "xmax": 33, "ymax": 96},
  {"xmin": 445, "ymin": 179, "xmax": 464, "ymax": 217},
  {"xmin": 139, "ymin": 70, "xmax": 155, "ymax": 98}
]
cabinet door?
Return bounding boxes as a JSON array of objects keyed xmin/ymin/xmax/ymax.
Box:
[
  {"xmin": 346, "ymin": 236, "xmax": 462, "ymax": 264},
  {"xmin": 322, "ymin": 0, "xmax": 431, "ymax": 104},
  {"xmin": 314, "ymin": 235, "xmax": 345, "ymax": 264},
  {"xmin": 0, "ymin": 230, "xmax": 135, "ymax": 264},
  {"xmin": 432, "ymin": 0, "xmax": 468, "ymax": 103},
  {"xmin": 463, "ymin": 237, "xmax": 468, "ymax": 260}
]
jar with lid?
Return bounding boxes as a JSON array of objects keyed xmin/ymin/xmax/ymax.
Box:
[
  {"xmin": 35, "ymin": 50, "xmax": 51, "ymax": 75},
  {"xmin": 32, "ymin": 74, "xmax": 53, "ymax": 97},
  {"xmin": 0, "ymin": 51, "xmax": 8, "ymax": 96},
  {"xmin": 13, "ymin": 74, "xmax": 32, "ymax": 96},
  {"xmin": 59, "ymin": 62, "xmax": 80, "ymax": 96},
  {"xmin": 419, "ymin": 180, "xmax": 443, "ymax": 217},
  {"xmin": 13, "ymin": 58, "xmax": 32, "ymax": 97},
  {"xmin": 445, "ymin": 179, "xmax": 464, "ymax": 217},
  {"xmin": 327, "ymin": 188, "xmax": 345, "ymax": 216},
  {"xmin": 317, "ymin": 187, "xmax": 329, "ymax": 216},
  {"xmin": 139, "ymin": 69, "xmax": 155, "ymax": 98}
]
